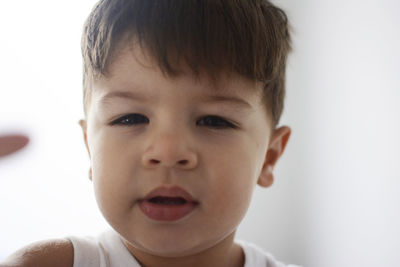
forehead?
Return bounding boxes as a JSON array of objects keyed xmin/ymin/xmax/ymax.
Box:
[
  {"xmin": 95, "ymin": 44, "xmax": 264, "ymax": 101},
  {"xmin": 86, "ymin": 45, "xmax": 272, "ymax": 129}
]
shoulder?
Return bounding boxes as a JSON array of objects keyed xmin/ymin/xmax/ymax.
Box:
[{"xmin": 0, "ymin": 238, "xmax": 73, "ymax": 267}]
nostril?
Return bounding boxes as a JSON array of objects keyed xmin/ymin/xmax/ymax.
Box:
[
  {"xmin": 150, "ymin": 159, "xmax": 160, "ymax": 164},
  {"xmin": 143, "ymin": 157, "xmax": 195, "ymax": 168}
]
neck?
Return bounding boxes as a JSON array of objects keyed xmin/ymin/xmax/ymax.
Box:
[{"xmin": 124, "ymin": 232, "xmax": 244, "ymax": 267}]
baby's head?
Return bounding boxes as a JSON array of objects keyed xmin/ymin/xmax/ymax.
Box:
[{"xmin": 79, "ymin": 0, "xmax": 291, "ymax": 262}]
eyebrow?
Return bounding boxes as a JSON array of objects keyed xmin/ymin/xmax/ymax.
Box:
[
  {"xmin": 200, "ymin": 95, "xmax": 252, "ymax": 109},
  {"xmin": 100, "ymin": 91, "xmax": 148, "ymax": 105},
  {"xmin": 99, "ymin": 91, "xmax": 252, "ymax": 109}
]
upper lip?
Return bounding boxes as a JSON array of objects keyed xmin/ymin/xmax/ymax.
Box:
[{"xmin": 142, "ymin": 186, "xmax": 198, "ymax": 203}]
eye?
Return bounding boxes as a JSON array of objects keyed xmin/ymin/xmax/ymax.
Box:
[
  {"xmin": 110, "ymin": 114, "xmax": 149, "ymax": 126},
  {"xmin": 197, "ymin": 115, "xmax": 236, "ymax": 129}
]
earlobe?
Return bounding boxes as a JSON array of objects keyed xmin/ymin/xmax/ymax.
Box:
[
  {"xmin": 257, "ymin": 165, "xmax": 274, "ymax": 187},
  {"xmin": 257, "ymin": 126, "xmax": 291, "ymax": 188}
]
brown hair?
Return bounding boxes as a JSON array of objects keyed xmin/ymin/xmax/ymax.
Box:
[{"xmin": 82, "ymin": 0, "xmax": 291, "ymax": 126}]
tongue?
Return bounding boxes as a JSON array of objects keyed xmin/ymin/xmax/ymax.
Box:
[{"xmin": 149, "ymin": 197, "xmax": 187, "ymax": 205}]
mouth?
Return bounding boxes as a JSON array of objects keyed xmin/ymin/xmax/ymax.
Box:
[
  {"xmin": 148, "ymin": 196, "xmax": 188, "ymax": 205},
  {"xmin": 139, "ymin": 186, "xmax": 199, "ymax": 221}
]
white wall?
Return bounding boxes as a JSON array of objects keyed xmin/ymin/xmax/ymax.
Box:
[
  {"xmin": 0, "ymin": 0, "xmax": 108, "ymax": 258},
  {"xmin": 238, "ymin": 1, "xmax": 400, "ymax": 266},
  {"xmin": 1, "ymin": 1, "xmax": 399, "ymax": 267}
]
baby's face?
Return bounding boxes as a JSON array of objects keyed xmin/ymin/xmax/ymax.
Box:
[{"xmin": 81, "ymin": 45, "xmax": 284, "ymax": 257}]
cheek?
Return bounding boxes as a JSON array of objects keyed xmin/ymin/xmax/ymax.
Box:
[
  {"xmin": 90, "ymin": 128, "xmax": 135, "ymax": 183},
  {"xmin": 89, "ymin": 132, "xmax": 140, "ymax": 219},
  {"xmin": 208, "ymin": 135, "xmax": 264, "ymax": 184},
  {"xmin": 212, "ymin": 165, "xmax": 255, "ymax": 206},
  {"xmin": 204, "ymin": 141, "xmax": 261, "ymax": 221}
]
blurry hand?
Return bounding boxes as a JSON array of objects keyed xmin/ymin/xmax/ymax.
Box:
[{"xmin": 0, "ymin": 134, "xmax": 29, "ymax": 158}]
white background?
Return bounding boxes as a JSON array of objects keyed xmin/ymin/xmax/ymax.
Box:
[{"xmin": 1, "ymin": 1, "xmax": 399, "ymax": 266}]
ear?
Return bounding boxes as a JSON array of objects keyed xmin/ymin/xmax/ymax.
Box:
[
  {"xmin": 79, "ymin": 119, "xmax": 90, "ymax": 156},
  {"xmin": 257, "ymin": 126, "xmax": 291, "ymax": 188},
  {"xmin": 79, "ymin": 119, "xmax": 92, "ymax": 181}
]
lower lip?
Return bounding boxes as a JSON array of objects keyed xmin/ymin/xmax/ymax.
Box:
[{"xmin": 139, "ymin": 200, "xmax": 198, "ymax": 221}]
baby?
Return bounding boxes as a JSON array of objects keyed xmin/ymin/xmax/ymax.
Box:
[{"xmin": 1, "ymin": 0, "xmax": 301, "ymax": 266}]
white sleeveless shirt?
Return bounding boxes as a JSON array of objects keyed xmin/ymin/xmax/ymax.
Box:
[{"xmin": 67, "ymin": 229, "xmax": 302, "ymax": 267}]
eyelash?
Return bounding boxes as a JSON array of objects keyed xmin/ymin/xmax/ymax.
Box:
[{"xmin": 109, "ymin": 114, "xmax": 236, "ymax": 129}]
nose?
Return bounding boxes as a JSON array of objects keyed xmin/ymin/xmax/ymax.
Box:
[{"xmin": 141, "ymin": 132, "xmax": 198, "ymax": 170}]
